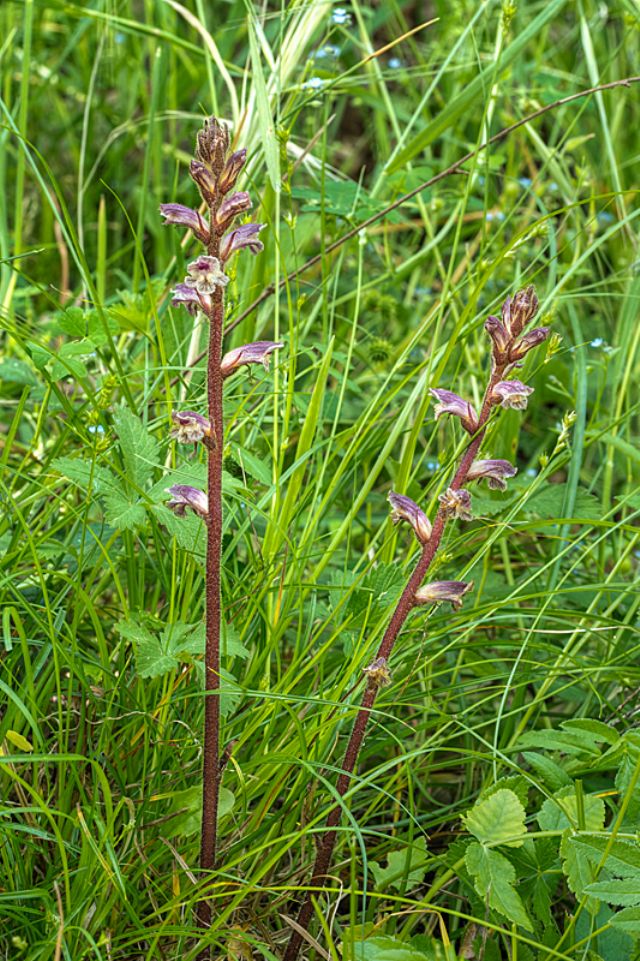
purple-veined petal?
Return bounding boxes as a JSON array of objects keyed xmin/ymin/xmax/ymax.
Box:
[
  {"xmin": 170, "ymin": 410, "xmax": 212, "ymax": 445},
  {"xmin": 509, "ymin": 326, "xmax": 550, "ymax": 361},
  {"xmin": 184, "ymin": 255, "xmax": 229, "ymax": 295},
  {"xmin": 467, "ymin": 458, "xmax": 517, "ymax": 491},
  {"xmin": 214, "ymin": 191, "xmax": 252, "ymax": 231},
  {"xmin": 171, "ymin": 282, "xmax": 203, "ymax": 316},
  {"xmin": 485, "ymin": 315, "xmax": 510, "ymax": 358},
  {"xmin": 491, "ymin": 380, "xmax": 534, "ymax": 410},
  {"xmin": 189, "ymin": 159, "xmax": 218, "ymax": 203},
  {"xmin": 220, "ymin": 223, "xmax": 265, "ymax": 262},
  {"xmin": 219, "ymin": 148, "xmax": 247, "ymax": 194},
  {"xmin": 438, "ymin": 487, "xmax": 473, "ymax": 521},
  {"xmin": 221, "ymin": 341, "xmax": 284, "ymax": 377},
  {"xmin": 388, "ymin": 491, "xmax": 432, "ymax": 545},
  {"xmin": 415, "ymin": 580, "xmax": 473, "ymax": 610},
  {"xmin": 159, "ymin": 203, "xmax": 210, "ymax": 244},
  {"xmin": 165, "ymin": 484, "xmax": 209, "ymax": 519},
  {"xmin": 430, "ymin": 388, "xmax": 479, "ymax": 434}
]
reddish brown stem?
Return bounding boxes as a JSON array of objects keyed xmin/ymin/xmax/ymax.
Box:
[
  {"xmin": 283, "ymin": 368, "xmax": 503, "ymax": 961},
  {"xmin": 197, "ymin": 229, "xmax": 224, "ymax": 938}
]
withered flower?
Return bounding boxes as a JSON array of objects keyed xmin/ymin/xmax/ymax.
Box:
[
  {"xmin": 363, "ymin": 657, "xmax": 391, "ymax": 687},
  {"xmin": 415, "ymin": 580, "xmax": 473, "ymax": 610},
  {"xmin": 438, "ymin": 487, "xmax": 473, "ymax": 521},
  {"xmin": 467, "ymin": 458, "xmax": 517, "ymax": 491},
  {"xmin": 491, "ymin": 380, "xmax": 534, "ymax": 410},
  {"xmin": 170, "ymin": 411, "xmax": 212, "ymax": 445}
]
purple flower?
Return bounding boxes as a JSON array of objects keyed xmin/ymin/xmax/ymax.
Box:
[
  {"xmin": 171, "ymin": 282, "xmax": 202, "ymax": 316},
  {"xmin": 485, "ymin": 315, "xmax": 510, "ymax": 360},
  {"xmin": 430, "ymin": 389, "xmax": 479, "ymax": 434},
  {"xmin": 362, "ymin": 656, "xmax": 391, "ymax": 687},
  {"xmin": 170, "ymin": 410, "xmax": 212, "ymax": 444},
  {"xmin": 388, "ymin": 491, "xmax": 432, "ymax": 545},
  {"xmin": 502, "ymin": 285, "xmax": 539, "ymax": 338},
  {"xmin": 219, "ymin": 149, "xmax": 247, "ymax": 194},
  {"xmin": 509, "ymin": 327, "xmax": 550, "ymax": 361},
  {"xmin": 438, "ymin": 487, "xmax": 473, "ymax": 521},
  {"xmin": 220, "ymin": 341, "xmax": 284, "ymax": 377},
  {"xmin": 467, "ymin": 458, "xmax": 517, "ymax": 491},
  {"xmin": 491, "ymin": 380, "xmax": 534, "ymax": 410},
  {"xmin": 214, "ymin": 191, "xmax": 252, "ymax": 231},
  {"xmin": 165, "ymin": 484, "xmax": 209, "ymax": 519},
  {"xmin": 220, "ymin": 223, "xmax": 265, "ymax": 263},
  {"xmin": 159, "ymin": 204, "xmax": 210, "ymax": 245},
  {"xmin": 415, "ymin": 580, "xmax": 473, "ymax": 610},
  {"xmin": 185, "ymin": 255, "xmax": 229, "ymax": 295}
]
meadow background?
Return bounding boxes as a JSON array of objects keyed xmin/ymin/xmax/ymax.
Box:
[{"xmin": 2, "ymin": 1, "xmax": 640, "ymax": 959}]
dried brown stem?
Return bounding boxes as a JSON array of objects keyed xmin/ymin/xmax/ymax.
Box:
[{"xmin": 283, "ymin": 367, "xmax": 504, "ymax": 961}]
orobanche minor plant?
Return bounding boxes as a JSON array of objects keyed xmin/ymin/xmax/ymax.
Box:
[
  {"xmin": 283, "ymin": 286, "xmax": 550, "ymax": 961},
  {"xmin": 160, "ymin": 117, "xmax": 281, "ymax": 939}
]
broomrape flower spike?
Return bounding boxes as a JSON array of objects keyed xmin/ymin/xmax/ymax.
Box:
[
  {"xmin": 283, "ymin": 282, "xmax": 552, "ymax": 961},
  {"xmin": 388, "ymin": 491, "xmax": 432, "ymax": 545},
  {"xmin": 160, "ymin": 116, "xmax": 271, "ymax": 952}
]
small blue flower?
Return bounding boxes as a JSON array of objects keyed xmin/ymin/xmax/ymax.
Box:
[
  {"xmin": 302, "ymin": 76, "xmax": 325, "ymax": 90},
  {"xmin": 590, "ymin": 337, "xmax": 605, "ymax": 349},
  {"xmin": 332, "ymin": 6, "xmax": 351, "ymax": 24},
  {"xmin": 597, "ymin": 212, "xmax": 614, "ymax": 225},
  {"xmin": 426, "ymin": 460, "xmax": 440, "ymax": 472},
  {"xmin": 526, "ymin": 467, "xmax": 538, "ymax": 478},
  {"xmin": 486, "ymin": 211, "xmax": 505, "ymax": 222},
  {"xmin": 518, "ymin": 177, "xmax": 533, "ymax": 188},
  {"xmin": 388, "ymin": 57, "xmax": 403, "ymax": 69},
  {"xmin": 313, "ymin": 44, "xmax": 340, "ymax": 59},
  {"xmin": 88, "ymin": 425, "xmax": 105, "ymax": 436}
]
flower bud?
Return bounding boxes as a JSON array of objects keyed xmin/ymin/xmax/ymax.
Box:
[
  {"xmin": 509, "ymin": 327, "xmax": 550, "ymax": 362},
  {"xmin": 438, "ymin": 487, "xmax": 473, "ymax": 521},
  {"xmin": 430, "ymin": 389, "xmax": 479, "ymax": 434},
  {"xmin": 485, "ymin": 315, "xmax": 510, "ymax": 361},
  {"xmin": 165, "ymin": 484, "xmax": 209, "ymax": 519},
  {"xmin": 159, "ymin": 203, "xmax": 210, "ymax": 245},
  {"xmin": 219, "ymin": 148, "xmax": 247, "ymax": 194},
  {"xmin": 195, "ymin": 117, "xmax": 229, "ymax": 175},
  {"xmin": 362, "ymin": 657, "xmax": 391, "ymax": 688},
  {"xmin": 491, "ymin": 380, "xmax": 534, "ymax": 410},
  {"xmin": 503, "ymin": 285, "xmax": 539, "ymax": 338},
  {"xmin": 415, "ymin": 580, "xmax": 473, "ymax": 610},
  {"xmin": 213, "ymin": 191, "xmax": 252, "ymax": 232},
  {"xmin": 170, "ymin": 411, "xmax": 212, "ymax": 445},
  {"xmin": 387, "ymin": 492, "xmax": 432, "ymax": 545},
  {"xmin": 190, "ymin": 160, "xmax": 218, "ymax": 204},
  {"xmin": 221, "ymin": 341, "xmax": 284, "ymax": 377},
  {"xmin": 467, "ymin": 458, "xmax": 517, "ymax": 491}
]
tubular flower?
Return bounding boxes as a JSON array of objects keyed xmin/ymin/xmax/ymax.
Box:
[
  {"xmin": 170, "ymin": 410, "xmax": 212, "ymax": 445},
  {"xmin": 509, "ymin": 327, "xmax": 550, "ymax": 362},
  {"xmin": 467, "ymin": 458, "xmax": 517, "ymax": 491},
  {"xmin": 214, "ymin": 191, "xmax": 252, "ymax": 232},
  {"xmin": 388, "ymin": 491, "xmax": 432, "ymax": 545},
  {"xmin": 485, "ymin": 315, "xmax": 510, "ymax": 362},
  {"xmin": 220, "ymin": 223, "xmax": 265, "ymax": 263},
  {"xmin": 185, "ymin": 256, "xmax": 229, "ymax": 295},
  {"xmin": 430, "ymin": 389, "xmax": 479, "ymax": 434},
  {"xmin": 362, "ymin": 657, "xmax": 391, "ymax": 688},
  {"xmin": 415, "ymin": 580, "xmax": 474, "ymax": 610},
  {"xmin": 165, "ymin": 484, "xmax": 209, "ymax": 519},
  {"xmin": 219, "ymin": 149, "xmax": 247, "ymax": 194},
  {"xmin": 159, "ymin": 204, "xmax": 210, "ymax": 245},
  {"xmin": 221, "ymin": 341, "xmax": 284, "ymax": 378},
  {"xmin": 438, "ymin": 487, "xmax": 473, "ymax": 521},
  {"xmin": 491, "ymin": 380, "xmax": 534, "ymax": 410},
  {"xmin": 189, "ymin": 160, "xmax": 218, "ymax": 204},
  {"xmin": 502, "ymin": 285, "xmax": 539, "ymax": 338},
  {"xmin": 171, "ymin": 283, "xmax": 202, "ymax": 316}
]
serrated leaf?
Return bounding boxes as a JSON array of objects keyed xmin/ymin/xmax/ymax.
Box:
[
  {"xmin": 570, "ymin": 836, "xmax": 640, "ymax": 878},
  {"xmin": 151, "ymin": 504, "xmax": 206, "ymax": 553},
  {"xmin": 609, "ymin": 907, "xmax": 640, "ymax": 938},
  {"xmin": 523, "ymin": 751, "xmax": 572, "ymax": 791},
  {"xmin": 104, "ymin": 490, "xmax": 148, "ymax": 531},
  {"xmin": 562, "ymin": 719, "xmax": 619, "ymax": 745},
  {"xmin": 117, "ymin": 619, "xmax": 176, "ymax": 678},
  {"xmin": 585, "ymin": 879, "xmax": 640, "ymax": 907},
  {"xmin": 234, "ymin": 445, "xmax": 272, "ymax": 486},
  {"xmin": 537, "ymin": 790, "xmax": 605, "ymax": 832},
  {"xmin": 370, "ymin": 837, "xmax": 428, "ymax": 891},
  {"xmin": 341, "ymin": 936, "xmax": 433, "ymax": 961},
  {"xmin": 56, "ymin": 306, "xmax": 86, "ymax": 337},
  {"xmin": 465, "ymin": 842, "xmax": 533, "ymax": 930},
  {"xmin": 52, "ymin": 456, "xmax": 120, "ymax": 496},
  {"xmin": 560, "ymin": 833, "xmax": 601, "ymax": 912},
  {"xmin": 87, "ymin": 308, "xmax": 119, "ymax": 346},
  {"xmin": 463, "ymin": 789, "xmax": 527, "ymax": 847},
  {"xmin": 112, "ymin": 406, "xmax": 159, "ymax": 489},
  {"xmin": 524, "ymin": 484, "xmax": 600, "ymax": 520}
]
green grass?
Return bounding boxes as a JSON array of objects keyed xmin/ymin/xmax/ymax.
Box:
[{"xmin": 2, "ymin": 1, "xmax": 640, "ymax": 959}]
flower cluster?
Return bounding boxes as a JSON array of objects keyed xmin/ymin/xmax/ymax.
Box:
[{"xmin": 160, "ymin": 117, "xmax": 284, "ymax": 520}]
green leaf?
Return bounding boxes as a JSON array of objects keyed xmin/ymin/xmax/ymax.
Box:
[
  {"xmin": 585, "ymin": 879, "xmax": 640, "ymax": 907},
  {"xmin": 524, "ymin": 484, "xmax": 600, "ymax": 520},
  {"xmin": 152, "ymin": 504, "xmax": 206, "ymax": 553},
  {"xmin": 234, "ymin": 445, "xmax": 272, "ymax": 486},
  {"xmin": 522, "ymin": 752, "xmax": 572, "ymax": 791},
  {"xmin": 569, "ymin": 836, "xmax": 640, "ymax": 878},
  {"xmin": 463, "ymin": 789, "xmax": 527, "ymax": 847},
  {"xmin": 161, "ymin": 784, "xmax": 234, "ymax": 838},
  {"xmin": 465, "ymin": 842, "xmax": 533, "ymax": 931},
  {"xmin": 537, "ymin": 790, "xmax": 605, "ymax": 832},
  {"xmin": 370, "ymin": 837, "xmax": 428, "ymax": 891},
  {"xmin": 341, "ymin": 936, "xmax": 433, "ymax": 961},
  {"xmin": 560, "ymin": 834, "xmax": 601, "ymax": 912},
  {"xmin": 0, "ymin": 358, "xmax": 38, "ymax": 385},
  {"xmin": 113, "ymin": 406, "xmax": 159, "ymax": 489},
  {"xmin": 52, "ymin": 455, "xmax": 120, "ymax": 496},
  {"xmin": 117, "ymin": 619, "xmax": 177, "ymax": 678},
  {"xmin": 609, "ymin": 907, "xmax": 640, "ymax": 938},
  {"xmin": 104, "ymin": 490, "xmax": 148, "ymax": 531}
]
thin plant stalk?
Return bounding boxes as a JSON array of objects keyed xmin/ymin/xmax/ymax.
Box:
[{"xmin": 283, "ymin": 289, "xmax": 548, "ymax": 961}]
